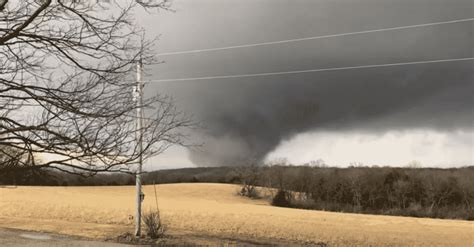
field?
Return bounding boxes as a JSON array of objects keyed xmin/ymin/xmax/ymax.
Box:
[{"xmin": 0, "ymin": 183, "xmax": 473, "ymax": 246}]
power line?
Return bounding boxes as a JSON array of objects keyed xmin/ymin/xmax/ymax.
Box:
[
  {"xmin": 156, "ymin": 18, "xmax": 474, "ymax": 56},
  {"xmin": 146, "ymin": 57, "xmax": 474, "ymax": 82}
]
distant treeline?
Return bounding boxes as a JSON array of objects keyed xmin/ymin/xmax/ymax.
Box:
[
  {"xmin": 1, "ymin": 165, "xmax": 472, "ymax": 220},
  {"xmin": 144, "ymin": 165, "xmax": 474, "ymax": 220}
]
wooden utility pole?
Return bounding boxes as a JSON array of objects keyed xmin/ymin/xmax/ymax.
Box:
[{"xmin": 135, "ymin": 60, "xmax": 143, "ymax": 237}]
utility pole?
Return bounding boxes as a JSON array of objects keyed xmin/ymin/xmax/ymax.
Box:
[{"xmin": 134, "ymin": 60, "xmax": 143, "ymax": 237}]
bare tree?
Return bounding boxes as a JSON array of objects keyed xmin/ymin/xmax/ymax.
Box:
[
  {"xmin": 235, "ymin": 158, "xmax": 261, "ymax": 198},
  {"xmin": 0, "ymin": 0, "xmax": 192, "ymax": 175}
]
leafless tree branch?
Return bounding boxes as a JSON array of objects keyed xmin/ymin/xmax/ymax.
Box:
[{"xmin": 0, "ymin": 0, "xmax": 192, "ymax": 176}]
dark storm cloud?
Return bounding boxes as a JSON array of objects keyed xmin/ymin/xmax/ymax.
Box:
[
  {"xmin": 158, "ymin": 61, "xmax": 473, "ymax": 166},
  {"xmin": 144, "ymin": 0, "xmax": 473, "ymax": 166}
]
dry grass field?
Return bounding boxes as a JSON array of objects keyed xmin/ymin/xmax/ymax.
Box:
[{"xmin": 0, "ymin": 183, "xmax": 472, "ymax": 246}]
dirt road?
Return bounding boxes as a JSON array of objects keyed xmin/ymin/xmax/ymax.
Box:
[{"xmin": 0, "ymin": 228, "xmax": 134, "ymax": 247}]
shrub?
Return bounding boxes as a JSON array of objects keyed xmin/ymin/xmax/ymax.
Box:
[
  {"xmin": 272, "ymin": 190, "xmax": 291, "ymax": 207},
  {"xmin": 142, "ymin": 210, "xmax": 166, "ymax": 239},
  {"xmin": 240, "ymin": 184, "xmax": 260, "ymax": 198}
]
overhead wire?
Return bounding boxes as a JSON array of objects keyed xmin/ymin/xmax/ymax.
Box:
[
  {"xmin": 145, "ymin": 57, "xmax": 474, "ymax": 82},
  {"xmin": 156, "ymin": 18, "xmax": 474, "ymax": 56}
]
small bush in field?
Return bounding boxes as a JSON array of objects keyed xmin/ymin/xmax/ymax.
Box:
[
  {"xmin": 240, "ymin": 184, "xmax": 260, "ymax": 199},
  {"xmin": 272, "ymin": 190, "xmax": 291, "ymax": 207},
  {"xmin": 142, "ymin": 210, "xmax": 166, "ymax": 239}
]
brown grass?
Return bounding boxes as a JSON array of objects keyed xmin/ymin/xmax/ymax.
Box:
[{"xmin": 0, "ymin": 183, "xmax": 472, "ymax": 246}]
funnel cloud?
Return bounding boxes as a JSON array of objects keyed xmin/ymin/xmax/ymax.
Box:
[
  {"xmin": 162, "ymin": 62, "xmax": 473, "ymax": 166},
  {"xmin": 144, "ymin": 0, "xmax": 473, "ymax": 167}
]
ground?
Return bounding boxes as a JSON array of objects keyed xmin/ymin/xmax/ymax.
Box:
[
  {"xmin": 0, "ymin": 228, "xmax": 134, "ymax": 247},
  {"xmin": 0, "ymin": 183, "xmax": 473, "ymax": 246}
]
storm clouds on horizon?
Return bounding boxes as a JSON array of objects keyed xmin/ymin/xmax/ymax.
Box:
[{"xmin": 141, "ymin": 0, "xmax": 473, "ymax": 167}]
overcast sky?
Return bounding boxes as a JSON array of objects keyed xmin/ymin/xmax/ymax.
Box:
[{"xmin": 135, "ymin": 0, "xmax": 473, "ymax": 169}]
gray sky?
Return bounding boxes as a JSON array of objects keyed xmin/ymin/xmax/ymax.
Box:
[{"xmin": 135, "ymin": 0, "xmax": 473, "ymax": 169}]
